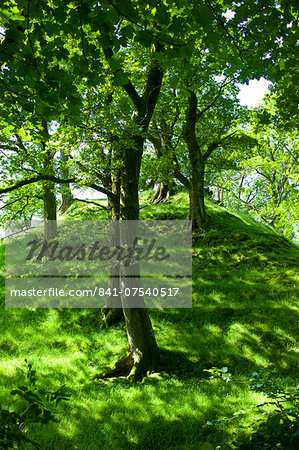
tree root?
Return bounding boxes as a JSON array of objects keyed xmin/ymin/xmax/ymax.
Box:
[
  {"xmin": 95, "ymin": 354, "xmax": 134, "ymax": 380},
  {"xmin": 95, "ymin": 349, "xmax": 161, "ymax": 381}
]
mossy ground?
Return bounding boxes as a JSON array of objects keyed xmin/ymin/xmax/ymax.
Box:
[{"xmin": 0, "ymin": 192, "xmax": 298, "ymax": 449}]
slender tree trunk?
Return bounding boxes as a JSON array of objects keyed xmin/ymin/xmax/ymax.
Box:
[
  {"xmin": 43, "ymin": 181, "xmax": 57, "ymax": 240},
  {"xmin": 120, "ymin": 140, "xmax": 161, "ymax": 378},
  {"xmin": 218, "ymin": 188, "xmax": 224, "ymax": 204},
  {"xmin": 59, "ymin": 149, "xmax": 73, "ymax": 213},
  {"xmin": 102, "ymin": 173, "xmax": 124, "ymax": 327},
  {"xmin": 42, "ymin": 137, "xmax": 57, "ymax": 240},
  {"xmin": 188, "ymin": 148, "xmax": 206, "ymax": 230},
  {"xmin": 183, "ymin": 91, "xmax": 207, "ymax": 231}
]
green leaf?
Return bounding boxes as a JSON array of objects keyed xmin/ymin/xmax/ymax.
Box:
[
  {"xmin": 266, "ymin": 414, "xmax": 282, "ymax": 429},
  {"xmin": 135, "ymin": 30, "xmax": 154, "ymax": 47},
  {"xmin": 113, "ymin": 0, "xmax": 140, "ymax": 23},
  {"xmin": 113, "ymin": 71, "xmax": 129, "ymax": 86}
]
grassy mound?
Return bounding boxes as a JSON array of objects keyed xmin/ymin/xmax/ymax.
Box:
[{"xmin": 0, "ymin": 192, "xmax": 298, "ymax": 449}]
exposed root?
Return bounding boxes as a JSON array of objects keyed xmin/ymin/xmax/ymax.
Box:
[
  {"xmin": 95, "ymin": 349, "xmax": 161, "ymax": 381},
  {"xmin": 95, "ymin": 354, "xmax": 134, "ymax": 379}
]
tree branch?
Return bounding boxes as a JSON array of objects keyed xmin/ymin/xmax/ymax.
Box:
[
  {"xmin": 196, "ymin": 77, "xmax": 236, "ymax": 121},
  {"xmin": 102, "ymin": 46, "xmax": 141, "ymax": 111},
  {"xmin": 203, "ymin": 131, "xmax": 237, "ymax": 160},
  {"xmin": 0, "ymin": 175, "xmax": 115, "ymax": 199}
]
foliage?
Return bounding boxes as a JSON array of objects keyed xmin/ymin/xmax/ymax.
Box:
[
  {"xmin": 0, "ymin": 359, "xmax": 70, "ymax": 449},
  {"xmin": 212, "ymin": 102, "xmax": 299, "ymax": 241},
  {"xmin": 232, "ymin": 368, "xmax": 299, "ymax": 449},
  {"xmin": 204, "ymin": 366, "xmax": 232, "ymax": 383}
]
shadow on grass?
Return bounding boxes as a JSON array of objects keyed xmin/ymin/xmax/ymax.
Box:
[{"xmin": 23, "ymin": 375, "xmax": 243, "ymax": 450}]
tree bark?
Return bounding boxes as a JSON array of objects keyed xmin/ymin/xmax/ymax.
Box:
[
  {"xmin": 42, "ymin": 134, "xmax": 57, "ymax": 240},
  {"xmin": 59, "ymin": 149, "xmax": 74, "ymax": 213},
  {"xmin": 188, "ymin": 146, "xmax": 207, "ymax": 229},
  {"xmin": 102, "ymin": 172, "xmax": 124, "ymax": 327},
  {"xmin": 120, "ymin": 145, "xmax": 161, "ymax": 378},
  {"xmin": 183, "ymin": 92, "xmax": 207, "ymax": 230},
  {"xmin": 147, "ymin": 124, "xmax": 175, "ymax": 204},
  {"xmin": 43, "ymin": 180, "xmax": 57, "ymax": 240}
]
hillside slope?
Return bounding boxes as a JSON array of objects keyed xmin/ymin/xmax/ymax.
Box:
[{"xmin": 0, "ymin": 192, "xmax": 298, "ymax": 449}]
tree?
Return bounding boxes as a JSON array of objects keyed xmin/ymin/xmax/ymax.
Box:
[
  {"xmin": 146, "ymin": 76, "xmax": 244, "ymax": 229},
  {"xmin": 0, "ymin": 118, "xmax": 58, "ymax": 239}
]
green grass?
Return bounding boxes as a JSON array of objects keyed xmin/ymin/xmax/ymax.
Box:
[{"xmin": 0, "ymin": 192, "xmax": 298, "ymax": 449}]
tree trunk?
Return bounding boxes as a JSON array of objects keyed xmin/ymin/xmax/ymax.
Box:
[
  {"xmin": 42, "ymin": 139, "xmax": 57, "ymax": 240},
  {"xmin": 188, "ymin": 150, "xmax": 206, "ymax": 230},
  {"xmin": 100, "ymin": 41, "xmax": 164, "ymax": 378},
  {"xmin": 183, "ymin": 91, "xmax": 207, "ymax": 231},
  {"xmin": 59, "ymin": 149, "xmax": 74, "ymax": 213},
  {"xmin": 120, "ymin": 140, "xmax": 161, "ymax": 378},
  {"xmin": 102, "ymin": 173, "xmax": 124, "ymax": 327},
  {"xmin": 43, "ymin": 181, "xmax": 57, "ymax": 240},
  {"xmin": 217, "ymin": 187, "xmax": 224, "ymax": 204}
]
